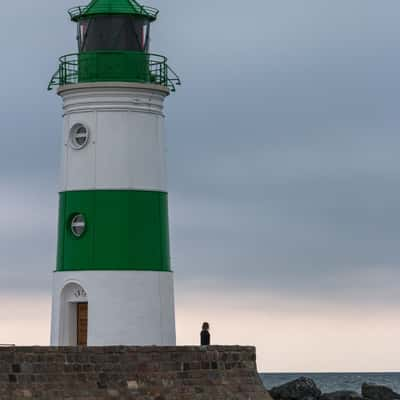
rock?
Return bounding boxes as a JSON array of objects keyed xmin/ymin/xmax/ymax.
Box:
[
  {"xmin": 362, "ymin": 383, "xmax": 400, "ymax": 400},
  {"xmin": 270, "ymin": 377, "xmax": 322, "ymax": 400},
  {"xmin": 321, "ymin": 391, "xmax": 363, "ymax": 400}
]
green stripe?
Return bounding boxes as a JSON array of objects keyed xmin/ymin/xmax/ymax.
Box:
[{"xmin": 56, "ymin": 190, "xmax": 170, "ymax": 271}]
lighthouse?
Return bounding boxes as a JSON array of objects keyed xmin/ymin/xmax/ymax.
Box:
[{"xmin": 48, "ymin": 0, "xmax": 180, "ymax": 346}]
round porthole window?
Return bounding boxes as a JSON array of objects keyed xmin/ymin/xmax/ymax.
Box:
[
  {"xmin": 70, "ymin": 124, "xmax": 89, "ymax": 149},
  {"xmin": 71, "ymin": 214, "xmax": 86, "ymax": 238}
]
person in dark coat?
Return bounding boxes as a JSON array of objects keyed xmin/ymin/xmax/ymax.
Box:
[{"xmin": 200, "ymin": 322, "xmax": 210, "ymax": 346}]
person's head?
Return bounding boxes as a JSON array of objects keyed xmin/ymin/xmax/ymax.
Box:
[{"xmin": 202, "ymin": 322, "xmax": 210, "ymax": 331}]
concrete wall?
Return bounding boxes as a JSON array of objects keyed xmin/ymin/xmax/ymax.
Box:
[{"xmin": 0, "ymin": 346, "xmax": 272, "ymax": 400}]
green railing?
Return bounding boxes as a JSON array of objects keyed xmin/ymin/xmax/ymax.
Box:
[
  {"xmin": 68, "ymin": 5, "xmax": 159, "ymax": 20},
  {"xmin": 48, "ymin": 51, "xmax": 181, "ymax": 92}
]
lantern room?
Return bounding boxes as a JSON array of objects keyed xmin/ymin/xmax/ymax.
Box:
[
  {"xmin": 77, "ymin": 15, "xmax": 151, "ymax": 52},
  {"xmin": 71, "ymin": 0, "xmax": 158, "ymax": 52},
  {"xmin": 48, "ymin": 0, "xmax": 180, "ymax": 91}
]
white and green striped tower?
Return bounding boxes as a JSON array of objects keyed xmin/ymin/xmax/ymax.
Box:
[{"xmin": 48, "ymin": 0, "xmax": 180, "ymax": 346}]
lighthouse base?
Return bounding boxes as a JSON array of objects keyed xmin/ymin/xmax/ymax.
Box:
[{"xmin": 50, "ymin": 271, "xmax": 176, "ymax": 346}]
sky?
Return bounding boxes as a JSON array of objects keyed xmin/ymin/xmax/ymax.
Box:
[{"xmin": 0, "ymin": 0, "xmax": 400, "ymax": 372}]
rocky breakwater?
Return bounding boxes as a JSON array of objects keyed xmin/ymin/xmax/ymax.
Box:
[
  {"xmin": 0, "ymin": 345, "xmax": 272, "ymax": 400},
  {"xmin": 268, "ymin": 378, "xmax": 400, "ymax": 400}
]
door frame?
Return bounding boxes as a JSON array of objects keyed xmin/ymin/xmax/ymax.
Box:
[{"xmin": 58, "ymin": 282, "xmax": 89, "ymax": 346}]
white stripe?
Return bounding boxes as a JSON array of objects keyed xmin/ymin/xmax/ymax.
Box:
[
  {"xmin": 50, "ymin": 270, "xmax": 176, "ymax": 346},
  {"xmin": 59, "ymin": 85, "xmax": 168, "ymax": 192}
]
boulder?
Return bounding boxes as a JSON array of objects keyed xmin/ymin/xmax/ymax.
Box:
[
  {"xmin": 321, "ymin": 391, "xmax": 363, "ymax": 400},
  {"xmin": 362, "ymin": 383, "xmax": 400, "ymax": 400},
  {"xmin": 270, "ymin": 377, "xmax": 322, "ymax": 400}
]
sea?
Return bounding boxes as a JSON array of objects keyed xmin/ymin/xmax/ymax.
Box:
[{"xmin": 260, "ymin": 373, "xmax": 400, "ymax": 394}]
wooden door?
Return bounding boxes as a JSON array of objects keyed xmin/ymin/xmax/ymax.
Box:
[{"xmin": 77, "ymin": 303, "xmax": 88, "ymax": 346}]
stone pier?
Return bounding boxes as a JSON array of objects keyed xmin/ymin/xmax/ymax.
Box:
[{"xmin": 0, "ymin": 346, "xmax": 272, "ymax": 399}]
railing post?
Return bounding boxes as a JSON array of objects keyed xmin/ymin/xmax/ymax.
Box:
[
  {"xmin": 163, "ymin": 59, "xmax": 167, "ymax": 87},
  {"xmin": 62, "ymin": 59, "xmax": 66, "ymax": 85}
]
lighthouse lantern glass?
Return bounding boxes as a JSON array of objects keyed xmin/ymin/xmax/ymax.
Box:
[{"xmin": 78, "ymin": 16, "xmax": 151, "ymax": 52}]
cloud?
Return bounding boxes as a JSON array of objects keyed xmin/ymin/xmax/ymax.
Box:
[
  {"xmin": 0, "ymin": 179, "xmax": 57, "ymax": 293},
  {"xmin": 0, "ymin": 294, "xmax": 51, "ymax": 345},
  {"xmin": 0, "ymin": 0, "xmax": 399, "ymax": 367}
]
